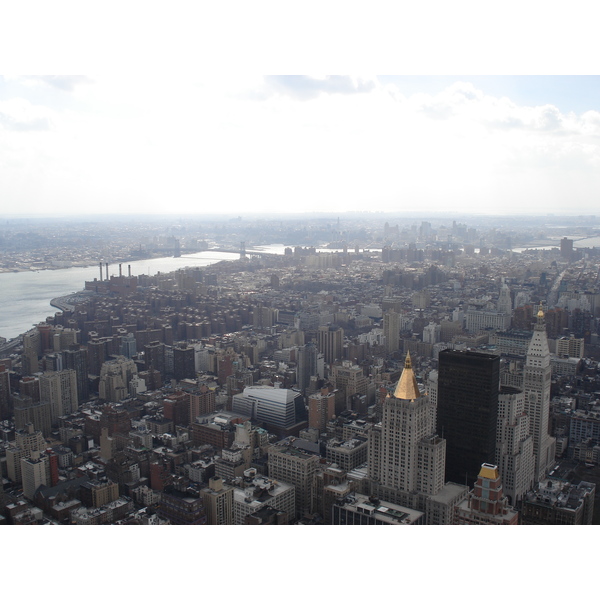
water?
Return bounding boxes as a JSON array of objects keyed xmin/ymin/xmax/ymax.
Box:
[
  {"xmin": 0, "ymin": 251, "xmax": 239, "ymax": 341},
  {"xmin": 0, "ymin": 244, "xmax": 377, "ymax": 342}
]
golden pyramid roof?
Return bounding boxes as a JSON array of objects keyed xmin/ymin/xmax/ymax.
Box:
[
  {"xmin": 478, "ymin": 463, "xmax": 499, "ymax": 480},
  {"xmin": 393, "ymin": 351, "xmax": 421, "ymax": 401}
]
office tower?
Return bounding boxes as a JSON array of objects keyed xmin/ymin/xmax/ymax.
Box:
[
  {"xmin": 0, "ymin": 364, "xmax": 10, "ymax": 420},
  {"xmin": 200, "ymin": 476, "xmax": 234, "ymax": 525},
  {"xmin": 173, "ymin": 342, "xmax": 195, "ymax": 381},
  {"xmin": 317, "ymin": 325, "xmax": 344, "ymax": 365},
  {"xmin": 426, "ymin": 369, "xmax": 438, "ymax": 430},
  {"xmin": 144, "ymin": 340, "xmax": 166, "ymax": 377},
  {"xmin": 195, "ymin": 345, "xmax": 215, "ymax": 373},
  {"xmin": 495, "ymin": 386, "xmax": 535, "ymax": 505},
  {"xmin": 556, "ymin": 335, "xmax": 584, "ymax": 359},
  {"xmin": 369, "ymin": 353, "xmax": 446, "ymax": 505},
  {"xmin": 560, "ymin": 237, "xmax": 574, "ymax": 261},
  {"xmin": 6, "ymin": 423, "xmax": 46, "ymax": 483},
  {"xmin": 13, "ymin": 395, "xmax": 52, "ymax": 437},
  {"xmin": 119, "ymin": 333, "xmax": 137, "ymax": 359},
  {"xmin": 87, "ymin": 337, "xmax": 109, "ymax": 376},
  {"xmin": 497, "ymin": 282, "xmax": 513, "ymax": 316},
  {"xmin": 523, "ymin": 309, "xmax": 556, "ymax": 481},
  {"xmin": 21, "ymin": 451, "xmax": 50, "ymax": 500},
  {"xmin": 62, "ymin": 346, "xmax": 90, "ymax": 402},
  {"xmin": 268, "ymin": 441, "xmax": 320, "ymax": 520},
  {"xmin": 189, "ymin": 385, "xmax": 216, "ymax": 422},
  {"xmin": 296, "ymin": 343, "xmax": 318, "ymax": 395},
  {"xmin": 383, "ymin": 311, "xmax": 400, "ymax": 354},
  {"xmin": 454, "ymin": 464, "xmax": 519, "ymax": 525},
  {"xmin": 163, "ymin": 391, "xmax": 191, "ymax": 427},
  {"xmin": 98, "ymin": 356, "xmax": 137, "ymax": 402},
  {"xmin": 331, "ymin": 361, "xmax": 368, "ymax": 405},
  {"xmin": 437, "ymin": 350, "xmax": 500, "ymax": 487},
  {"xmin": 22, "ymin": 328, "xmax": 41, "ymax": 375},
  {"xmin": 308, "ymin": 388, "xmax": 336, "ymax": 433},
  {"xmin": 20, "ymin": 376, "xmax": 40, "ymax": 401},
  {"xmin": 39, "ymin": 369, "xmax": 78, "ymax": 426},
  {"xmin": 422, "ymin": 321, "xmax": 441, "ymax": 345}
]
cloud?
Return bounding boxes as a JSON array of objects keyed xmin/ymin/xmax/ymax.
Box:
[
  {"xmin": 20, "ymin": 75, "xmax": 93, "ymax": 91},
  {"xmin": 0, "ymin": 99, "xmax": 52, "ymax": 132},
  {"xmin": 264, "ymin": 75, "xmax": 376, "ymax": 100}
]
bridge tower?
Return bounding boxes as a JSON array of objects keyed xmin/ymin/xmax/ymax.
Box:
[{"xmin": 240, "ymin": 241, "xmax": 246, "ymax": 258}]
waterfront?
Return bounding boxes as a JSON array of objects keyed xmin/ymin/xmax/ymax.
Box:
[{"xmin": 0, "ymin": 251, "xmax": 241, "ymax": 341}]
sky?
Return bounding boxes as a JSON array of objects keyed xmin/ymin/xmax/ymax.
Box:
[{"xmin": 0, "ymin": 74, "xmax": 599, "ymax": 218}]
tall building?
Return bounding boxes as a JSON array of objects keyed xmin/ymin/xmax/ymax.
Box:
[
  {"xmin": 560, "ymin": 237, "xmax": 574, "ymax": 261},
  {"xmin": 200, "ymin": 476, "xmax": 234, "ymax": 525},
  {"xmin": 495, "ymin": 386, "xmax": 535, "ymax": 506},
  {"xmin": 6, "ymin": 423, "xmax": 47, "ymax": 484},
  {"xmin": 368, "ymin": 353, "xmax": 446, "ymax": 508},
  {"xmin": 437, "ymin": 350, "xmax": 500, "ymax": 487},
  {"xmin": 13, "ymin": 395, "xmax": 52, "ymax": 437},
  {"xmin": 21, "ymin": 451, "xmax": 50, "ymax": 500},
  {"xmin": 454, "ymin": 463, "xmax": 519, "ymax": 525},
  {"xmin": 268, "ymin": 440, "xmax": 320, "ymax": 520},
  {"xmin": 383, "ymin": 311, "xmax": 400, "ymax": 354},
  {"xmin": 523, "ymin": 309, "xmax": 556, "ymax": 481},
  {"xmin": 189, "ymin": 384, "xmax": 216, "ymax": 422},
  {"xmin": 98, "ymin": 357, "xmax": 137, "ymax": 403},
  {"xmin": 497, "ymin": 282, "xmax": 513, "ymax": 316},
  {"xmin": 331, "ymin": 361, "xmax": 368, "ymax": 405},
  {"xmin": 163, "ymin": 391, "xmax": 191, "ymax": 427},
  {"xmin": 296, "ymin": 343, "xmax": 318, "ymax": 395},
  {"xmin": 39, "ymin": 369, "xmax": 78, "ymax": 426},
  {"xmin": 173, "ymin": 343, "xmax": 196, "ymax": 381},
  {"xmin": 317, "ymin": 326, "xmax": 344, "ymax": 365},
  {"xmin": 0, "ymin": 364, "xmax": 11, "ymax": 420},
  {"xmin": 308, "ymin": 388, "xmax": 336, "ymax": 433},
  {"xmin": 62, "ymin": 346, "xmax": 90, "ymax": 402}
]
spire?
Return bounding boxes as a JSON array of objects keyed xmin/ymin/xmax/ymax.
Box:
[{"xmin": 393, "ymin": 351, "xmax": 421, "ymax": 401}]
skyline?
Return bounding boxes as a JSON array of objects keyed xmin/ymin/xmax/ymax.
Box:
[{"xmin": 1, "ymin": 75, "xmax": 599, "ymax": 218}]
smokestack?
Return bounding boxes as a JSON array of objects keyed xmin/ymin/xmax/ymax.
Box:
[
  {"xmin": 119, "ymin": 263, "xmax": 122, "ymax": 277},
  {"xmin": 99, "ymin": 262, "xmax": 103, "ymax": 281},
  {"xmin": 105, "ymin": 262, "xmax": 109, "ymax": 280},
  {"xmin": 128, "ymin": 264, "xmax": 131, "ymax": 277}
]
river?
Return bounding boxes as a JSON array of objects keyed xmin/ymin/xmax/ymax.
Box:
[{"xmin": 0, "ymin": 251, "xmax": 242, "ymax": 342}]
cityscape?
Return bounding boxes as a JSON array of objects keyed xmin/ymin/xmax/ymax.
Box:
[
  {"xmin": 2, "ymin": 67, "xmax": 599, "ymax": 593},
  {"xmin": 1, "ymin": 212, "xmax": 600, "ymax": 526}
]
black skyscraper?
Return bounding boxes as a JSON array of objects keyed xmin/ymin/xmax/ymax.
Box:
[{"xmin": 437, "ymin": 350, "xmax": 499, "ymax": 487}]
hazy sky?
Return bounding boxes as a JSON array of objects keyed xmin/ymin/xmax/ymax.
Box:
[{"xmin": 1, "ymin": 75, "xmax": 599, "ymax": 217}]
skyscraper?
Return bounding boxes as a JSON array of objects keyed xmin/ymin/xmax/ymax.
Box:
[
  {"xmin": 368, "ymin": 352, "xmax": 446, "ymax": 507},
  {"xmin": 495, "ymin": 386, "xmax": 535, "ymax": 505},
  {"xmin": 62, "ymin": 345, "xmax": 90, "ymax": 402},
  {"xmin": 317, "ymin": 326, "xmax": 343, "ymax": 365},
  {"xmin": 39, "ymin": 369, "xmax": 78, "ymax": 426},
  {"xmin": 296, "ymin": 343, "xmax": 318, "ymax": 395},
  {"xmin": 383, "ymin": 310, "xmax": 400, "ymax": 354},
  {"xmin": 523, "ymin": 309, "xmax": 556, "ymax": 481},
  {"xmin": 437, "ymin": 349, "xmax": 500, "ymax": 487}
]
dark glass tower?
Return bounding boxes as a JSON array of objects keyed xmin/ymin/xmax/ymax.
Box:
[{"xmin": 437, "ymin": 350, "xmax": 500, "ymax": 487}]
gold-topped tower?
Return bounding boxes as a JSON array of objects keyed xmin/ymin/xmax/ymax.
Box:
[{"xmin": 392, "ymin": 351, "xmax": 421, "ymax": 401}]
